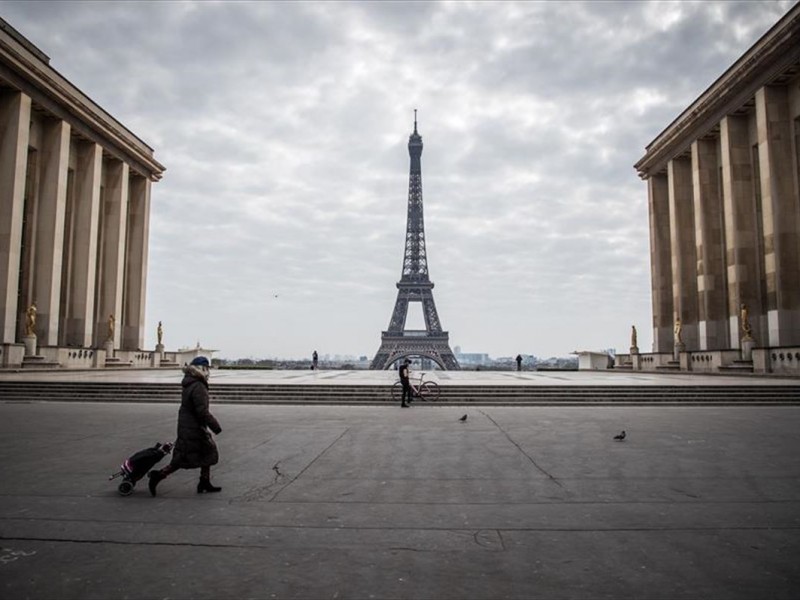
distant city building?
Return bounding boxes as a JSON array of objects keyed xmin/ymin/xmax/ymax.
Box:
[
  {"xmin": 176, "ymin": 342, "xmax": 217, "ymax": 364},
  {"xmin": 454, "ymin": 352, "xmax": 490, "ymax": 366},
  {"xmin": 0, "ymin": 18, "xmax": 164, "ymax": 368},
  {"xmin": 573, "ymin": 351, "xmax": 612, "ymax": 371}
]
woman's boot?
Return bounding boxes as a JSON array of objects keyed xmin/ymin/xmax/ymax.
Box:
[
  {"xmin": 148, "ymin": 470, "xmax": 166, "ymax": 497},
  {"xmin": 197, "ymin": 478, "xmax": 222, "ymax": 493},
  {"xmin": 148, "ymin": 464, "xmax": 175, "ymax": 497},
  {"xmin": 197, "ymin": 466, "xmax": 221, "ymax": 493}
]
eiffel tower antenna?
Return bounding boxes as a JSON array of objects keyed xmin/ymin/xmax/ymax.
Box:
[{"xmin": 370, "ymin": 114, "xmax": 460, "ymax": 370}]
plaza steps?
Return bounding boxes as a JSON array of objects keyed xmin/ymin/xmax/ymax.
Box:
[
  {"xmin": 0, "ymin": 381, "xmax": 798, "ymax": 405},
  {"xmin": 21, "ymin": 356, "xmax": 61, "ymax": 369},
  {"xmin": 656, "ymin": 362, "xmax": 682, "ymax": 372},
  {"xmin": 718, "ymin": 361, "xmax": 756, "ymax": 374}
]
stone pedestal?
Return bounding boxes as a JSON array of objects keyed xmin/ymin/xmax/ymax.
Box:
[
  {"xmin": 23, "ymin": 335, "xmax": 37, "ymax": 357},
  {"xmin": 155, "ymin": 343, "xmax": 164, "ymax": 357},
  {"xmin": 673, "ymin": 342, "xmax": 685, "ymax": 362},
  {"xmin": 630, "ymin": 346, "xmax": 639, "ymax": 355},
  {"xmin": 105, "ymin": 340, "xmax": 124, "ymax": 367},
  {"xmin": 741, "ymin": 338, "xmax": 755, "ymax": 361}
]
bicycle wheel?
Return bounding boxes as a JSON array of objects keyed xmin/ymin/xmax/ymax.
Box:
[
  {"xmin": 418, "ymin": 381, "xmax": 440, "ymax": 402},
  {"xmin": 391, "ymin": 381, "xmax": 403, "ymax": 402}
]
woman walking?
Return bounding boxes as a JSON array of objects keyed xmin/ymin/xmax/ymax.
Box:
[{"xmin": 148, "ymin": 356, "xmax": 223, "ymax": 496}]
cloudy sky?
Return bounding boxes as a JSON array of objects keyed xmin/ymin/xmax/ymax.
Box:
[{"xmin": 2, "ymin": 1, "xmax": 795, "ymax": 361}]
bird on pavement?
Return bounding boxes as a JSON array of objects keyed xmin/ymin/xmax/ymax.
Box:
[
  {"xmin": 613, "ymin": 430, "xmax": 626, "ymax": 441},
  {"xmin": 459, "ymin": 414, "xmax": 468, "ymax": 422}
]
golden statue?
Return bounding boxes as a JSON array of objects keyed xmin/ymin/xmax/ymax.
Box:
[
  {"xmin": 740, "ymin": 303, "xmax": 753, "ymax": 341},
  {"xmin": 674, "ymin": 316, "xmax": 682, "ymax": 344},
  {"xmin": 157, "ymin": 321, "xmax": 163, "ymax": 345},
  {"xmin": 25, "ymin": 303, "xmax": 37, "ymax": 336},
  {"xmin": 107, "ymin": 314, "xmax": 115, "ymax": 341},
  {"xmin": 631, "ymin": 325, "xmax": 638, "ymax": 348}
]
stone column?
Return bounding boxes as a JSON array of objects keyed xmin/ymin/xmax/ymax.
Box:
[
  {"xmin": 0, "ymin": 91, "xmax": 31, "ymax": 344},
  {"xmin": 668, "ymin": 156, "xmax": 699, "ymax": 350},
  {"xmin": 122, "ymin": 174, "xmax": 151, "ymax": 350},
  {"xmin": 648, "ymin": 173, "xmax": 673, "ymax": 352},
  {"xmin": 34, "ymin": 118, "xmax": 71, "ymax": 346},
  {"xmin": 755, "ymin": 85, "xmax": 800, "ymax": 346},
  {"xmin": 720, "ymin": 115, "xmax": 763, "ymax": 348},
  {"xmin": 691, "ymin": 138, "xmax": 728, "ymax": 350},
  {"xmin": 95, "ymin": 159, "xmax": 129, "ymax": 348},
  {"xmin": 65, "ymin": 142, "xmax": 102, "ymax": 347}
]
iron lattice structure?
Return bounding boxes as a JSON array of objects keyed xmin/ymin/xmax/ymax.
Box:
[{"xmin": 370, "ymin": 115, "xmax": 460, "ymax": 370}]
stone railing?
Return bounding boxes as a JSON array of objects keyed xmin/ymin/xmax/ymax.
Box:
[
  {"xmin": 760, "ymin": 347, "xmax": 800, "ymax": 376},
  {"xmin": 685, "ymin": 350, "xmax": 742, "ymax": 372},
  {"xmin": 616, "ymin": 347, "xmax": 800, "ymax": 376}
]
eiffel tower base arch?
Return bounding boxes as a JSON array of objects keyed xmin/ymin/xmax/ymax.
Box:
[{"xmin": 370, "ymin": 332, "xmax": 460, "ymax": 370}]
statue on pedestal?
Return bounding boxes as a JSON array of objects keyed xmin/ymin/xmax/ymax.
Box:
[
  {"xmin": 157, "ymin": 321, "xmax": 163, "ymax": 346},
  {"xmin": 107, "ymin": 314, "xmax": 115, "ymax": 342},
  {"xmin": 674, "ymin": 316, "xmax": 683, "ymax": 344},
  {"xmin": 23, "ymin": 303, "xmax": 38, "ymax": 357},
  {"xmin": 629, "ymin": 324, "xmax": 639, "ymax": 355},
  {"xmin": 739, "ymin": 303, "xmax": 755, "ymax": 361},
  {"xmin": 25, "ymin": 303, "xmax": 37, "ymax": 337},
  {"xmin": 740, "ymin": 303, "xmax": 753, "ymax": 341}
]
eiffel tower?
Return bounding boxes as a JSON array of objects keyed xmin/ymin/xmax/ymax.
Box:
[{"xmin": 370, "ymin": 113, "xmax": 460, "ymax": 370}]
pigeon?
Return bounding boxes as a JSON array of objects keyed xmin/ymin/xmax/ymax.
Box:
[
  {"xmin": 613, "ymin": 430, "xmax": 626, "ymax": 441},
  {"xmin": 459, "ymin": 414, "xmax": 468, "ymax": 422}
]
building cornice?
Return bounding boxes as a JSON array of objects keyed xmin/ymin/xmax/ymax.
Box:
[
  {"xmin": 0, "ymin": 23, "xmax": 165, "ymax": 181},
  {"xmin": 634, "ymin": 4, "xmax": 800, "ymax": 179}
]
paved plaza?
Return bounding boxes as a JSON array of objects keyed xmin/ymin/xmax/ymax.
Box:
[{"xmin": 1, "ymin": 399, "xmax": 799, "ymax": 599}]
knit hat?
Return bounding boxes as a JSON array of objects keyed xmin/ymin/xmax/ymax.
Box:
[{"xmin": 190, "ymin": 356, "xmax": 210, "ymax": 367}]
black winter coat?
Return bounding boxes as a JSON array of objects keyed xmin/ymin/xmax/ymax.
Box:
[{"xmin": 169, "ymin": 373, "xmax": 222, "ymax": 469}]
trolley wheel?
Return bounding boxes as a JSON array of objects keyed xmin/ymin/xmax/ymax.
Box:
[
  {"xmin": 118, "ymin": 480, "xmax": 135, "ymax": 496},
  {"xmin": 391, "ymin": 381, "xmax": 403, "ymax": 402},
  {"xmin": 419, "ymin": 381, "xmax": 440, "ymax": 401}
]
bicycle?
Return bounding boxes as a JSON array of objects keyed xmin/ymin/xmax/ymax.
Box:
[{"xmin": 391, "ymin": 372, "xmax": 441, "ymax": 402}]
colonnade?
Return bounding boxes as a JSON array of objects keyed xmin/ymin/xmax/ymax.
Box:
[
  {"xmin": 647, "ymin": 83, "xmax": 800, "ymax": 353},
  {"xmin": 0, "ymin": 88, "xmax": 152, "ymax": 352}
]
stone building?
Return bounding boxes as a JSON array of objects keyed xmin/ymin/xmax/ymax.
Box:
[
  {"xmin": 0, "ymin": 18, "xmax": 165, "ymax": 368},
  {"xmin": 633, "ymin": 4, "xmax": 800, "ymax": 375}
]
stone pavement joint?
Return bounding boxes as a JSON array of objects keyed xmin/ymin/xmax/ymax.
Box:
[{"xmin": 480, "ymin": 408, "xmax": 564, "ymax": 487}]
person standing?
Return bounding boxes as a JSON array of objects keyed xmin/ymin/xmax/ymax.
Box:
[
  {"xmin": 312, "ymin": 350, "xmax": 319, "ymax": 370},
  {"xmin": 515, "ymin": 354, "xmax": 523, "ymax": 372},
  {"xmin": 399, "ymin": 358, "xmax": 412, "ymax": 408},
  {"xmin": 148, "ymin": 356, "xmax": 223, "ymax": 496}
]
